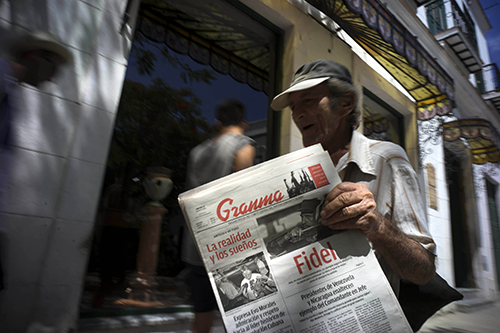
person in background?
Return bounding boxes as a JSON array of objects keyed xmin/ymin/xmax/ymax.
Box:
[
  {"xmin": 214, "ymin": 273, "xmax": 244, "ymax": 310},
  {"xmin": 270, "ymin": 59, "xmax": 436, "ymax": 296},
  {"xmin": 239, "ymin": 265, "xmax": 274, "ymax": 300},
  {"xmin": 0, "ymin": 30, "xmax": 71, "ymax": 291},
  {"xmin": 181, "ymin": 98, "xmax": 256, "ymax": 333}
]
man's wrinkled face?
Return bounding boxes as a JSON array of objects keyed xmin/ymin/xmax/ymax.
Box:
[
  {"xmin": 301, "ymin": 213, "xmax": 315, "ymax": 226},
  {"xmin": 289, "ymin": 84, "xmax": 341, "ymax": 149}
]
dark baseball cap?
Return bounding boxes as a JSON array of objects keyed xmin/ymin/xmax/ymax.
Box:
[{"xmin": 271, "ymin": 59, "xmax": 352, "ymax": 110}]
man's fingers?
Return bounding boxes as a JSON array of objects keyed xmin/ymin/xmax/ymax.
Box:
[
  {"xmin": 322, "ymin": 187, "xmax": 362, "ymax": 219},
  {"xmin": 324, "ymin": 182, "xmax": 358, "ymax": 202},
  {"xmin": 320, "ymin": 181, "xmax": 378, "ymax": 233},
  {"xmin": 321, "ymin": 200, "xmax": 363, "ymax": 226}
]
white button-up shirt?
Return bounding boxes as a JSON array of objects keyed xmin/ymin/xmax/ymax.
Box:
[{"xmin": 336, "ymin": 130, "xmax": 435, "ymax": 295}]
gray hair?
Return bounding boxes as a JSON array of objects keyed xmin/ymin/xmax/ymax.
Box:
[{"xmin": 326, "ymin": 78, "xmax": 362, "ymax": 129}]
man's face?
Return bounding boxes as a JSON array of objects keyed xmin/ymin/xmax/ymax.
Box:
[
  {"xmin": 301, "ymin": 213, "xmax": 314, "ymax": 225},
  {"xmin": 242, "ymin": 269, "xmax": 251, "ymax": 279},
  {"xmin": 289, "ymin": 84, "xmax": 342, "ymax": 150},
  {"xmin": 215, "ymin": 276, "xmax": 222, "ymax": 286}
]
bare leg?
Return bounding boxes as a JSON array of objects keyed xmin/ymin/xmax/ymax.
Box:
[{"xmin": 192, "ymin": 310, "xmax": 215, "ymax": 333}]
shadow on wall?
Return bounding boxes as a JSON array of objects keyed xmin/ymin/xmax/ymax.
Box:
[{"xmin": 0, "ymin": 0, "xmax": 132, "ymax": 332}]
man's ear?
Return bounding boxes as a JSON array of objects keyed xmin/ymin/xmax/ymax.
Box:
[{"xmin": 338, "ymin": 94, "xmax": 355, "ymax": 117}]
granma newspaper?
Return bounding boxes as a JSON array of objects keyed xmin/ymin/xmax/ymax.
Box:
[{"xmin": 179, "ymin": 144, "xmax": 412, "ymax": 333}]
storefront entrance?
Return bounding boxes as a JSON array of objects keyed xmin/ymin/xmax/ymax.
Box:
[{"xmin": 79, "ymin": 0, "xmax": 281, "ymax": 317}]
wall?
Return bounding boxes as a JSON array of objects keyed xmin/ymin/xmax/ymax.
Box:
[
  {"xmin": 391, "ymin": 0, "xmax": 500, "ymax": 292},
  {"xmin": 0, "ymin": 0, "xmax": 139, "ymax": 331}
]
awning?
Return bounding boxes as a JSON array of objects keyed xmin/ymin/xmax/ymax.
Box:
[
  {"xmin": 413, "ymin": 0, "xmax": 432, "ymax": 5},
  {"xmin": 304, "ymin": 0, "xmax": 454, "ymax": 106},
  {"xmin": 136, "ymin": 0, "xmax": 275, "ymax": 94},
  {"xmin": 443, "ymin": 119, "xmax": 500, "ymax": 164},
  {"xmin": 417, "ymin": 99, "xmax": 453, "ymax": 120}
]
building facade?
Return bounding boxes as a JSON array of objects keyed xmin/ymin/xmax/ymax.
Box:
[
  {"xmin": 1, "ymin": 0, "xmax": 499, "ymax": 332},
  {"xmin": 415, "ymin": 0, "xmax": 500, "ymax": 296}
]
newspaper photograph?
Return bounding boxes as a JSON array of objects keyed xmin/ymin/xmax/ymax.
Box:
[{"xmin": 179, "ymin": 144, "xmax": 412, "ymax": 332}]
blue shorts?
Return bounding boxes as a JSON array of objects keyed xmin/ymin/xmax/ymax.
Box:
[{"xmin": 189, "ymin": 264, "xmax": 217, "ymax": 312}]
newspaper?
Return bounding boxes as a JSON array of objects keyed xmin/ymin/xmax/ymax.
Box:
[{"xmin": 179, "ymin": 144, "xmax": 412, "ymax": 333}]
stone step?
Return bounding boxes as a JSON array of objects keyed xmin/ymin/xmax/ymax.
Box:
[
  {"xmin": 78, "ymin": 312, "xmax": 194, "ymax": 332},
  {"xmin": 453, "ymin": 288, "xmax": 494, "ymax": 312},
  {"xmin": 431, "ymin": 288, "xmax": 491, "ymax": 316},
  {"xmin": 455, "ymin": 298, "xmax": 495, "ymax": 312},
  {"xmin": 456, "ymin": 288, "xmax": 481, "ymax": 301}
]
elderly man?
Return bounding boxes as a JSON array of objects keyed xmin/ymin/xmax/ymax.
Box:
[
  {"xmin": 214, "ymin": 273, "xmax": 244, "ymax": 310},
  {"xmin": 271, "ymin": 59, "xmax": 436, "ymax": 295}
]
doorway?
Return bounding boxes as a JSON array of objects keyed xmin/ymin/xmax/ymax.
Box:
[
  {"xmin": 445, "ymin": 145, "xmax": 475, "ymax": 288},
  {"xmin": 486, "ymin": 180, "xmax": 500, "ymax": 289}
]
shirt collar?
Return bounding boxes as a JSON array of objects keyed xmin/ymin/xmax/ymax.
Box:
[{"xmin": 337, "ymin": 130, "xmax": 377, "ymax": 177}]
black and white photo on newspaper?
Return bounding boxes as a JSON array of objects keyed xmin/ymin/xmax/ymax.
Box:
[
  {"xmin": 212, "ymin": 252, "xmax": 277, "ymax": 312},
  {"xmin": 179, "ymin": 145, "xmax": 412, "ymax": 333}
]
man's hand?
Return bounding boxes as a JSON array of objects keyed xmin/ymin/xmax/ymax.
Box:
[
  {"xmin": 320, "ymin": 181, "xmax": 435, "ymax": 285},
  {"xmin": 319, "ymin": 182, "xmax": 384, "ymax": 240}
]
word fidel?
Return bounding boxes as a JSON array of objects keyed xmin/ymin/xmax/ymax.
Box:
[
  {"xmin": 216, "ymin": 190, "xmax": 285, "ymax": 222},
  {"xmin": 207, "ymin": 228, "xmax": 257, "ymax": 264},
  {"xmin": 293, "ymin": 241, "xmax": 338, "ymax": 274}
]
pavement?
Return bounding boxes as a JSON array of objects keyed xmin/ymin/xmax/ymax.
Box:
[
  {"xmin": 418, "ymin": 298, "xmax": 500, "ymax": 333},
  {"xmin": 78, "ymin": 298, "xmax": 500, "ymax": 333},
  {"xmin": 77, "ymin": 312, "xmax": 225, "ymax": 333}
]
